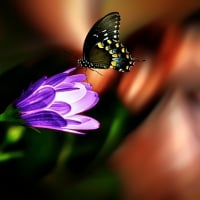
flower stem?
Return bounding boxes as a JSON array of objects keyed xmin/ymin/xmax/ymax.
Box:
[{"xmin": 0, "ymin": 105, "xmax": 22, "ymax": 124}]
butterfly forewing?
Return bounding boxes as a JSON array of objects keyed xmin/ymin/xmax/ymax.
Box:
[
  {"xmin": 94, "ymin": 12, "xmax": 120, "ymax": 41},
  {"xmin": 83, "ymin": 12, "xmax": 120, "ymax": 60}
]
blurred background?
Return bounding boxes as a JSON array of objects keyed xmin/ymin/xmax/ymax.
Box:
[{"xmin": 0, "ymin": 0, "xmax": 200, "ymax": 199}]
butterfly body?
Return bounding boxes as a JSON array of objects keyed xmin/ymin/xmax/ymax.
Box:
[{"xmin": 78, "ymin": 12, "xmax": 136, "ymax": 72}]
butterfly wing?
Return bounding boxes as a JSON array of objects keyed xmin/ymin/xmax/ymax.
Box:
[
  {"xmin": 79, "ymin": 12, "xmax": 142, "ymax": 71},
  {"xmin": 82, "ymin": 12, "xmax": 121, "ymax": 66},
  {"xmin": 88, "ymin": 46, "xmax": 111, "ymax": 67}
]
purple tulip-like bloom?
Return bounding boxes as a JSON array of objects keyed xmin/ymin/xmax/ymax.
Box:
[{"xmin": 14, "ymin": 68, "xmax": 100, "ymax": 134}]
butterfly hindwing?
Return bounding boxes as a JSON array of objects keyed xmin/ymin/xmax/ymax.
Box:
[{"xmin": 88, "ymin": 46, "xmax": 111, "ymax": 68}]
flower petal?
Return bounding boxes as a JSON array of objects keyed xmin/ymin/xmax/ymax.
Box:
[
  {"xmin": 17, "ymin": 87, "xmax": 55, "ymax": 112},
  {"xmin": 64, "ymin": 67, "xmax": 76, "ymax": 74},
  {"xmin": 55, "ymin": 84, "xmax": 79, "ymax": 92},
  {"xmin": 49, "ymin": 115, "xmax": 100, "ymax": 134},
  {"xmin": 38, "ymin": 68, "xmax": 77, "ymax": 87},
  {"xmin": 15, "ymin": 76, "xmax": 46, "ymax": 104},
  {"xmin": 82, "ymin": 82, "xmax": 92, "ymax": 90},
  {"xmin": 48, "ymin": 101, "xmax": 71, "ymax": 115},
  {"xmin": 64, "ymin": 90, "xmax": 99, "ymax": 116},
  {"xmin": 64, "ymin": 115, "xmax": 100, "ymax": 130},
  {"xmin": 45, "ymin": 72, "xmax": 67, "ymax": 86},
  {"xmin": 15, "ymin": 67, "xmax": 100, "ymax": 134},
  {"xmin": 54, "ymin": 82, "xmax": 87, "ymax": 104},
  {"xmin": 22, "ymin": 111, "xmax": 66, "ymax": 127}
]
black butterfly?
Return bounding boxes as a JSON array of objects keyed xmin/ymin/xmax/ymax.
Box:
[{"xmin": 78, "ymin": 12, "xmax": 138, "ymax": 72}]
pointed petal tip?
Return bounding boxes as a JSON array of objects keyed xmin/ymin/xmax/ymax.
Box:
[
  {"xmin": 64, "ymin": 115, "xmax": 100, "ymax": 130},
  {"xmin": 65, "ymin": 67, "xmax": 77, "ymax": 74}
]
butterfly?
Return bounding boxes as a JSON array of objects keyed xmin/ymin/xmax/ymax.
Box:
[{"xmin": 78, "ymin": 12, "xmax": 139, "ymax": 72}]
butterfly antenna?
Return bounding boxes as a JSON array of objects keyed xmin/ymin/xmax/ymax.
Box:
[{"xmin": 132, "ymin": 57, "xmax": 146, "ymax": 62}]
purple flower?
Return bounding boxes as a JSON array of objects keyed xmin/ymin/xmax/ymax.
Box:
[{"xmin": 14, "ymin": 68, "xmax": 100, "ymax": 134}]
